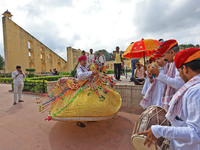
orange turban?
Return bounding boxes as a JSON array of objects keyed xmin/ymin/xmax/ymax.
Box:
[
  {"xmin": 158, "ymin": 39, "xmax": 178, "ymax": 55},
  {"xmin": 78, "ymin": 55, "xmax": 87, "ymax": 62},
  {"xmin": 174, "ymin": 48, "xmax": 200, "ymax": 69}
]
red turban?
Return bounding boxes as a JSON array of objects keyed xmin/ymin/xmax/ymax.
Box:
[
  {"xmin": 174, "ymin": 48, "xmax": 200, "ymax": 69},
  {"xmin": 154, "ymin": 52, "xmax": 162, "ymax": 59},
  {"xmin": 149, "ymin": 56, "xmax": 155, "ymax": 63},
  {"xmin": 149, "ymin": 53, "xmax": 156, "ymax": 63},
  {"xmin": 149, "ymin": 52, "xmax": 162, "ymax": 63},
  {"xmin": 158, "ymin": 39, "xmax": 178, "ymax": 55},
  {"xmin": 78, "ymin": 55, "xmax": 87, "ymax": 62}
]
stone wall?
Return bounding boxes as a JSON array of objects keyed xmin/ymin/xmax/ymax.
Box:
[{"xmin": 116, "ymin": 84, "xmax": 143, "ymax": 110}]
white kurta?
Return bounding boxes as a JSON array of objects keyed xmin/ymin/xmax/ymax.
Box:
[
  {"xmin": 156, "ymin": 62, "xmax": 184, "ymax": 91},
  {"xmin": 98, "ymin": 55, "xmax": 106, "ymax": 65},
  {"xmin": 87, "ymin": 54, "xmax": 95, "ymax": 66},
  {"xmin": 151, "ymin": 83, "xmax": 200, "ymax": 150},
  {"xmin": 77, "ymin": 65, "xmax": 92, "ymax": 81},
  {"xmin": 150, "ymin": 66, "xmax": 166, "ymax": 106},
  {"xmin": 142, "ymin": 71, "xmax": 151, "ymax": 96}
]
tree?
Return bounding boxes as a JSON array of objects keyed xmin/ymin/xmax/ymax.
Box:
[
  {"xmin": 0, "ymin": 54, "xmax": 4, "ymax": 70},
  {"xmin": 179, "ymin": 44, "xmax": 195, "ymax": 49}
]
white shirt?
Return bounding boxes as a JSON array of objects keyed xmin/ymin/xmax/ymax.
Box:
[
  {"xmin": 142, "ymin": 70, "xmax": 151, "ymax": 95},
  {"xmin": 87, "ymin": 54, "xmax": 95, "ymax": 63},
  {"xmin": 151, "ymin": 66, "xmax": 166, "ymax": 106},
  {"xmin": 77, "ymin": 65, "xmax": 93, "ymax": 81},
  {"xmin": 135, "ymin": 67, "xmax": 144, "ymax": 79},
  {"xmin": 151, "ymin": 82, "xmax": 200, "ymax": 150},
  {"xmin": 98, "ymin": 55, "xmax": 106, "ymax": 65},
  {"xmin": 12, "ymin": 70, "xmax": 26, "ymax": 84},
  {"xmin": 156, "ymin": 62, "xmax": 184, "ymax": 91}
]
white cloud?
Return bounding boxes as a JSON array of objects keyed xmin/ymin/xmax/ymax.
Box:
[{"xmin": 0, "ymin": 0, "xmax": 199, "ymax": 60}]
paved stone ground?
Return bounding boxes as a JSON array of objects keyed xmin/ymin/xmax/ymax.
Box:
[
  {"xmin": 0, "ymin": 83, "xmax": 141, "ymax": 150},
  {"xmin": 110, "ymin": 73, "xmax": 136, "ymax": 85}
]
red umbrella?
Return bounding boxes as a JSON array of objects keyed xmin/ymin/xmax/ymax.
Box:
[{"xmin": 123, "ymin": 39, "xmax": 161, "ymax": 65}]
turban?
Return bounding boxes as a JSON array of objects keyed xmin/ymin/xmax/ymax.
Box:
[
  {"xmin": 149, "ymin": 52, "xmax": 162, "ymax": 63},
  {"xmin": 174, "ymin": 48, "xmax": 200, "ymax": 69},
  {"xmin": 158, "ymin": 39, "xmax": 178, "ymax": 55},
  {"xmin": 154, "ymin": 52, "xmax": 162, "ymax": 59},
  {"xmin": 149, "ymin": 56, "xmax": 155, "ymax": 63},
  {"xmin": 78, "ymin": 55, "xmax": 87, "ymax": 62}
]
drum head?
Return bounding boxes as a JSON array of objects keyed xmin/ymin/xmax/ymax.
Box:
[{"xmin": 131, "ymin": 135, "xmax": 160, "ymax": 150}]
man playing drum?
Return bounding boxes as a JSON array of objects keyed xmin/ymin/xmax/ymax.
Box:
[
  {"xmin": 138, "ymin": 48, "xmax": 200, "ymax": 150},
  {"xmin": 150, "ymin": 39, "xmax": 185, "ymax": 109}
]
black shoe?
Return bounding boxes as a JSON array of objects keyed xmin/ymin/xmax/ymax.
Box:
[
  {"xmin": 18, "ymin": 100, "xmax": 24, "ymax": 102},
  {"xmin": 13, "ymin": 102, "xmax": 17, "ymax": 105},
  {"xmin": 76, "ymin": 121, "xmax": 86, "ymax": 127}
]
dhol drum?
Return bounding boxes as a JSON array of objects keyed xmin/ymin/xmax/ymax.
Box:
[{"xmin": 131, "ymin": 106, "xmax": 171, "ymax": 150}]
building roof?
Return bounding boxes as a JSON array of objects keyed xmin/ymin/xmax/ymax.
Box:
[{"xmin": 2, "ymin": 10, "xmax": 13, "ymax": 17}]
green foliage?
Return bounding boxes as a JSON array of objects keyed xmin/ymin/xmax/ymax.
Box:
[
  {"xmin": 0, "ymin": 78, "xmax": 13, "ymax": 83},
  {"xmin": 27, "ymin": 74, "xmax": 35, "ymax": 78},
  {"xmin": 106, "ymin": 70, "xmax": 114, "ymax": 74},
  {"xmin": 0, "ymin": 73, "xmax": 11, "ymax": 77},
  {"xmin": 179, "ymin": 44, "xmax": 195, "ymax": 49},
  {"xmin": 1, "ymin": 74, "xmax": 71, "ymax": 93},
  {"xmin": 12, "ymin": 80, "xmax": 47, "ymax": 93},
  {"xmin": 59, "ymin": 72, "xmax": 70, "ymax": 75},
  {"xmin": 106, "ymin": 69, "xmax": 132, "ymax": 74},
  {"xmin": 25, "ymin": 68, "xmax": 36, "ymax": 72},
  {"xmin": 71, "ymin": 70, "xmax": 77, "ymax": 77},
  {"xmin": 29, "ymin": 75, "xmax": 70, "ymax": 81},
  {"xmin": 0, "ymin": 54, "xmax": 4, "ymax": 70}
]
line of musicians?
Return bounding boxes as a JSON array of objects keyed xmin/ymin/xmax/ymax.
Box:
[{"xmin": 139, "ymin": 39, "xmax": 200, "ymax": 150}]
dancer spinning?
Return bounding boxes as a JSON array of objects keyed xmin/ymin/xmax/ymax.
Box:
[{"xmin": 37, "ymin": 55, "xmax": 122, "ymax": 127}]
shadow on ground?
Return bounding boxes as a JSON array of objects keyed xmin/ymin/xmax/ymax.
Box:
[{"xmin": 49, "ymin": 115, "xmax": 134, "ymax": 150}]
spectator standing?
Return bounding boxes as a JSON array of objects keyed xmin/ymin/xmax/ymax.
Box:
[
  {"xmin": 112, "ymin": 46, "xmax": 124, "ymax": 81},
  {"xmin": 97, "ymin": 50, "xmax": 106, "ymax": 66},
  {"xmin": 12, "ymin": 66, "xmax": 26, "ymax": 105},
  {"xmin": 87, "ymin": 49, "xmax": 96, "ymax": 67}
]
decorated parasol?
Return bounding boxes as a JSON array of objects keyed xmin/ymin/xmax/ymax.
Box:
[{"xmin": 123, "ymin": 39, "xmax": 161, "ymax": 65}]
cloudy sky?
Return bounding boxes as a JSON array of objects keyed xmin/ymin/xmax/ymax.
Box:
[{"xmin": 0, "ymin": 0, "xmax": 200, "ymax": 60}]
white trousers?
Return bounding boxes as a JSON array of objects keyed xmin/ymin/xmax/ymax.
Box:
[{"xmin": 14, "ymin": 83, "xmax": 24, "ymax": 103}]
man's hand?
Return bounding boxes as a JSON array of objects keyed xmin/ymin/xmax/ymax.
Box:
[
  {"xmin": 137, "ymin": 128, "xmax": 158, "ymax": 150},
  {"xmin": 92, "ymin": 70, "xmax": 98, "ymax": 75},
  {"xmin": 148, "ymin": 71, "xmax": 153, "ymax": 78},
  {"xmin": 150, "ymin": 67, "xmax": 160, "ymax": 77}
]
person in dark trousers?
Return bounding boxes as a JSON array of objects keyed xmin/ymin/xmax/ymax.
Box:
[{"xmin": 112, "ymin": 46, "xmax": 124, "ymax": 81}]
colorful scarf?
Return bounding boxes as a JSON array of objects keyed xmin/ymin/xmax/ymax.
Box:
[
  {"xmin": 166, "ymin": 74, "xmax": 200, "ymax": 121},
  {"xmin": 160, "ymin": 62, "xmax": 177, "ymax": 109},
  {"xmin": 140, "ymin": 63, "xmax": 168, "ymax": 109}
]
